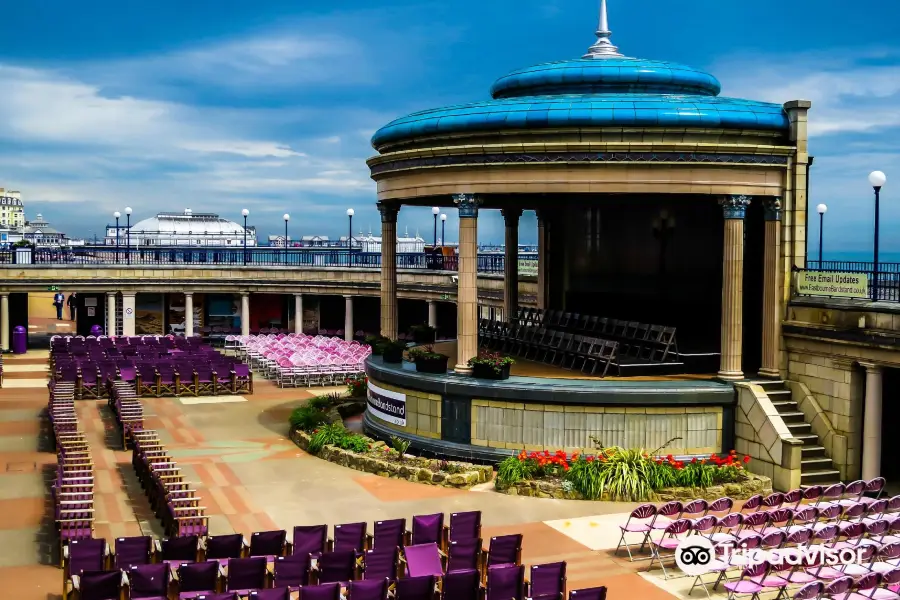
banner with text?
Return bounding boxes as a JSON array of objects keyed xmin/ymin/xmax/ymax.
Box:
[
  {"xmin": 797, "ymin": 271, "xmax": 869, "ymax": 299},
  {"xmin": 367, "ymin": 381, "xmax": 407, "ymax": 426}
]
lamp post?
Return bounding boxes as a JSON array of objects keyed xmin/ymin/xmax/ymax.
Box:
[
  {"xmin": 113, "ymin": 211, "xmax": 121, "ymax": 264},
  {"xmin": 816, "ymin": 203, "xmax": 827, "ymax": 267},
  {"xmin": 432, "ymin": 207, "xmax": 439, "ymax": 247},
  {"xmin": 346, "ymin": 208, "xmax": 354, "ymax": 265},
  {"xmin": 241, "ymin": 208, "xmax": 250, "ymax": 265},
  {"xmin": 869, "ymin": 171, "xmax": 887, "ymax": 300},
  {"xmin": 125, "ymin": 207, "xmax": 132, "ymax": 265},
  {"xmin": 283, "ymin": 213, "xmax": 290, "ymax": 265},
  {"xmin": 440, "ymin": 213, "xmax": 447, "ymax": 246}
]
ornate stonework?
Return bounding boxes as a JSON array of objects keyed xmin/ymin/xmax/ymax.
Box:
[
  {"xmin": 453, "ymin": 193, "xmax": 480, "ymax": 218},
  {"xmin": 720, "ymin": 195, "xmax": 752, "ymax": 220},
  {"xmin": 763, "ymin": 197, "xmax": 782, "ymax": 221},
  {"xmin": 377, "ymin": 201, "xmax": 399, "ymax": 223}
]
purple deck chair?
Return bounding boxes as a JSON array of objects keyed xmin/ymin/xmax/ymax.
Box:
[
  {"xmin": 177, "ymin": 561, "xmax": 219, "ymax": 599},
  {"xmin": 225, "ymin": 556, "xmax": 267, "ymax": 594},
  {"xmin": 486, "ymin": 564, "xmax": 525, "ymax": 600},
  {"xmin": 447, "ymin": 538, "xmax": 482, "ymax": 574},
  {"xmin": 247, "ymin": 589, "xmax": 291, "ymax": 600},
  {"xmin": 348, "ymin": 578, "xmax": 390, "ymax": 600},
  {"xmin": 162, "ymin": 535, "xmax": 200, "ymax": 564},
  {"xmin": 115, "ymin": 535, "xmax": 153, "ymax": 569},
  {"xmin": 333, "ymin": 522, "xmax": 367, "ymax": 553},
  {"xmin": 292, "ymin": 524, "xmax": 328, "ymax": 559},
  {"xmin": 486, "ymin": 534, "xmax": 523, "ymax": 569},
  {"xmin": 67, "ymin": 538, "xmax": 108, "ymax": 577},
  {"xmin": 443, "ymin": 569, "xmax": 481, "ymax": 600},
  {"xmin": 404, "ymin": 543, "xmax": 444, "ymax": 578},
  {"xmin": 316, "ymin": 550, "xmax": 357, "ymax": 584},
  {"xmin": 448, "ymin": 511, "xmax": 482, "ymax": 542},
  {"xmin": 249, "ymin": 529, "xmax": 286, "ymax": 559},
  {"xmin": 395, "ymin": 575, "xmax": 436, "ymax": 600},
  {"xmin": 193, "ymin": 594, "xmax": 238, "ymax": 600},
  {"xmin": 76, "ymin": 570, "xmax": 122, "ymax": 600},
  {"xmin": 529, "ymin": 562, "xmax": 567, "ymax": 600},
  {"xmin": 371, "ymin": 518, "xmax": 406, "ymax": 550},
  {"xmin": 411, "ymin": 513, "xmax": 444, "ymax": 547},
  {"xmin": 128, "ymin": 563, "xmax": 169, "ymax": 600},
  {"xmin": 364, "ymin": 547, "xmax": 399, "ymax": 581},
  {"xmin": 301, "ymin": 583, "xmax": 341, "ymax": 600},
  {"xmin": 568, "ymin": 587, "xmax": 607, "ymax": 600},
  {"xmin": 274, "ymin": 554, "xmax": 310, "ymax": 590},
  {"xmin": 205, "ymin": 534, "xmax": 245, "ymax": 565}
]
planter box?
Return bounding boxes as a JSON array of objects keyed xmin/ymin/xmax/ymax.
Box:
[
  {"xmin": 415, "ymin": 355, "xmax": 449, "ymax": 374},
  {"xmin": 472, "ymin": 363, "xmax": 511, "ymax": 380},
  {"xmin": 382, "ymin": 347, "xmax": 404, "ymax": 364}
]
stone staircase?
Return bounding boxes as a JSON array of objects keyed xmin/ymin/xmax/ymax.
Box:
[{"xmin": 753, "ymin": 380, "xmax": 841, "ymax": 486}]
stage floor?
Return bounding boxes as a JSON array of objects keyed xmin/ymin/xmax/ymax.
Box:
[{"xmin": 432, "ymin": 342, "xmax": 717, "ymax": 381}]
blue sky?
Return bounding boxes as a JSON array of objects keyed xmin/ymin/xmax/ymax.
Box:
[{"xmin": 0, "ymin": 0, "xmax": 898, "ymax": 252}]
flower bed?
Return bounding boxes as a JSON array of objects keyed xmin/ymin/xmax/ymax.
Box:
[
  {"xmin": 495, "ymin": 446, "xmax": 770, "ymax": 502},
  {"xmin": 290, "ymin": 427, "xmax": 492, "ymax": 489}
]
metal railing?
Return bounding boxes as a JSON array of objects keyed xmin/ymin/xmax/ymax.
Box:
[
  {"xmin": 798, "ymin": 261, "xmax": 900, "ymax": 302},
  {"xmin": 0, "ymin": 246, "xmax": 538, "ymax": 275}
]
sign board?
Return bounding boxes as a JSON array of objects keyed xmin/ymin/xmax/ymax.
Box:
[
  {"xmin": 517, "ymin": 258, "xmax": 538, "ymax": 277},
  {"xmin": 84, "ymin": 298, "xmax": 98, "ymax": 307},
  {"xmin": 86, "ymin": 307, "xmax": 95, "ymax": 317},
  {"xmin": 47, "ymin": 286, "xmax": 59, "ymax": 292},
  {"xmin": 367, "ymin": 380, "xmax": 407, "ymax": 426},
  {"xmin": 124, "ymin": 307, "xmax": 135, "ymax": 320},
  {"xmin": 797, "ymin": 271, "xmax": 869, "ymax": 299},
  {"xmin": 440, "ymin": 294, "xmax": 451, "ymax": 301}
]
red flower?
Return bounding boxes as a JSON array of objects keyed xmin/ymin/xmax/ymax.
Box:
[
  {"xmin": 691, "ymin": 457, "xmax": 698, "ymax": 464},
  {"xmin": 743, "ymin": 455, "xmax": 751, "ymax": 464}
]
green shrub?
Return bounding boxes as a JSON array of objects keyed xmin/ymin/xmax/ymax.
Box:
[
  {"xmin": 339, "ymin": 434, "xmax": 371, "ymax": 453},
  {"xmin": 497, "ymin": 455, "xmax": 536, "ymax": 485},
  {"xmin": 307, "ymin": 423, "xmax": 350, "ymax": 454},
  {"xmin": 289, "ymin": 406, "xmax": 329, "ymax": 432},
  {"xmin": 307, "ymin": 395, "xmax": 333, "ymax": 410},
  {"xmin": 565, "ymin": 455, "xmax": 605, "ymax": 499},
  {"xmin": 390, "ymin": 435, "xmax": 411, "ymax": 455},
  {"xmin": 346, "ymin": 374, "xmax": 367, "ymax": 398}
]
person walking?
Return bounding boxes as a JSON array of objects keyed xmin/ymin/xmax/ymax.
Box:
[
  {"xmin": 53, "ymin": 291, "xmax": 65, "ymax": 320},
  {"xmin": 67, "ymin": 292, "xmax": 78, "ymax": 321}
]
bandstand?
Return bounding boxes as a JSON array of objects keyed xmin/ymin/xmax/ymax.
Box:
[{"xmin": 363, "ymin": 2, "xmax": 811, "ymax": 464}]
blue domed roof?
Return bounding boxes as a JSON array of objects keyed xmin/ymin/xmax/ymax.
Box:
[{"xmin": 490, "ymin": 58, "xmax": 722, "ymax": 99}]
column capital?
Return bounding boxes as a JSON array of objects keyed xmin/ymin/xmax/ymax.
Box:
[
  {"xmin": 183, "ymin": 291, "xmax": 193, "ymax": 297},
  {"xmin": 344, "ymin": 294, "xmax": 354, "ymax": 300},
  {"xmin": 720, "ymin": 195, "xmax": 752, "ymax": 220},
  {"xmin": 377, "ymin": 201, "xmax": 400, "ymax": 223},
  {"xmin": 860, "ymin": 362, "xmax": 882, "ymax": 374},
  {"xmin": 106, "ymin": 291, "xmax": 117, "ymax": 297},
  {"xmin": 453, "ymin": 193, "xmax": 481, "ymax": 218},
  {"xmin": 294, "ymin": 292, "xmax": 303, "ymax": 298},
  {"xmin": 500, "ymin": 207, "xmax": 523, "ymax": 224},
  {"xmin": 763, "ymin": 197, "xmax": 782, "ymax": 221}
]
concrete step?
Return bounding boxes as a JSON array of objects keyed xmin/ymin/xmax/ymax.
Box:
[
  {"xmin": 792, "ymin": 433, "xmax": 821, "ymax": 445},
  {"xmin": 777, "ymin": 411, "xmax": 807, "ymax": 424},
  {"xmin": 771, "ymin": 400, "xmax": 799, "ymax": 411},
  {"xmin": 801, "ymin": 468, "xmax": 842, "ymax": 485},
  {"xmin": 766, "ymin": 388, "xmax": 792, "ymax": 397},
  {"xmin": 801, "ymin": 445, "xmax": 827, "ymax": 458},
  {"xmin": 787, "ymin": 422, "xmax": 812, "ymax": 436},
  {"xmin": 801, "ymin": 457, "xmax": 836, "ymax": 470}
]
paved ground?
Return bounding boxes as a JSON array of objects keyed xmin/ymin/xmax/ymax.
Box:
[{"xmin": 0, "ymin": 351, "xmax": 683, "ymax": 600}]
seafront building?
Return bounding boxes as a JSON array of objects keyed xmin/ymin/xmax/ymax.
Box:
[{"xmin": 104, "ymin": 208, "xmax": 258, "ymax": 247}]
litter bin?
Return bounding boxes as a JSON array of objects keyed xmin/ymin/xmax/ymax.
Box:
[
  {"xmin": 12, "ymin": 325, "xmax": 27, "ymax": 354},
  {"xmin": 90, "ymin": 324, "xmax": 103, "ymax": 337}
]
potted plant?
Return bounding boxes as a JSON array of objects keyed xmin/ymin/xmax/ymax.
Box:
[
  {"xmin": 410, "ymin": 323, "xmax": 437, "ymax": 344},
  {"xmin": 366, "ymin": 334, "xmax": 387, "ymax": 356},
  {"xmin": 408, "ymin": 345, "xmax": 450, "ymax": 374},
  {"xmin": 381, "ymin": 339, "xmax": 407, "ymax": 364},
  {"xmin": 468, "ymin": 351, "xmax": 515, "ymax": 380}
]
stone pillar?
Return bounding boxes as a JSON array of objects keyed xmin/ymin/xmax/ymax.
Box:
[
  {"xmin": 861, "ymin": 363, "xmax": 883, "ymax": 480},
  {"xmin": 501, "ymin": 208, "xmax": 522, "ymax": 322},
  {"xmin": 378, "ymin": 202, "xmax": 400, "ymax": 339},
  {"xmin": 240, "ymin": 293, "xmax": 250, "ymax": 337},
  {"xmin": 107, "ymin": 292, "xmax": 117, "ymax": 337},
  {"xmin": 122, "ymin": 293, "xmax": 136, "ymax": 337},
  {"xmin": 294, "ymin": 294, "xmax": 303, "ymax": 334},
  {"xmin": 759, "ymin": 198, "xmax": 782, "ymax": 378},
  {"xmin": 784, "ymin": 100, "xmax": 812, "ymax": 269},
  {"xmin": 0, "ymin": 294, "xmax": 8, "ymax": 352},
  {"xmin": 536, "ymin": 210, "xmax": 549, "ymax": 310},
  {"xmin": 344, "ymin": 295, "xmax": 354, "ymax": 342},
  {"xmin": 184, "ymin": 293, "xmax": 194, "ymax": 338},
  {"xmin": 454, "ymin": 193, "xmax": 480, "ymax": 374},
  {"xmin": 428, "ymin": 300, "xmax": 438, "ymax": 329},
  {"xmin": 718, "ymin": 195, "xmax": 751, "ymax": 381}
]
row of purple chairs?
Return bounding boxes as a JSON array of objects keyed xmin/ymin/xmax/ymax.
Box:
[
  {"xmin": 107, "ymin": 380, "xmax": 145, "ymax": 449},
  {"xmin": 50, "ymin": 380, "xmax": 95, "ymax": 561}
]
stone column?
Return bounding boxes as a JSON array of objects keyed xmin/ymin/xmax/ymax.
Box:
[
  {"xmin": 501, "ymin": 208, "xmax": 522, "ymax": 322},
  {"xmin": 378, "ymin": 202, "xmax": 400, "ymax": 339},
  {"xmin": 428, "ymin": 300, "xmax": 438, "ymax": 329},
  {"xmin": 184, "ymin": 293, "xmax": 194, "ymax": 338},
  {"xmin": 454, "ymin": 193, "xmax": 480, "ymax": 374},
  {"xmin": 122, "ymin": 293, "xmax": 136, "ymax": 337},
  {"xmin": 106, "ymin": 292, "xmax": 117, "ymax": 337},
  {"xmin": 344, "ymin": 295, "xmax": 354, "ymax": 341},
  {"xmin": 294, "ymin": 294, "xmax": 303, "ymax": 334},
  {"xmin": 784, "ymin": 100, "xmax": 812, "ymax": 269},
  {"xmin": 759, "ymin": 198, "xmax": 782, "ymax": 378},
  {"xmin": 0, "ymin": 294, "xmax": 8, "ymax": 352},
  {"xmin": 861, "ymin": 363, "xmax": 883, "ymax": 480},
  {"xmin": 536, "ymin": 210, "xmax": 549, "ymax": 310},
  {"xmin": 240, "ymin": 293, "xmax": 250, "ymax": 337},
  {"xmin": 718, "ymin": 195, "xmax": 751, "ymax": 381}
]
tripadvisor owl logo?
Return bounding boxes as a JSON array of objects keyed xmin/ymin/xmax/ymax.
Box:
[{"xmin": 675, "ymin": 536, "xmax": 715, "ymax": 576}]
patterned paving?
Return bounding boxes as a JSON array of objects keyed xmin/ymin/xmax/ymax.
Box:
[{"xmin": 0, "ymin": 352, "xmax": 681, "ymax": 600}]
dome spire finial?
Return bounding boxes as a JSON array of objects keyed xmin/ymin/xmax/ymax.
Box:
[{"xmin": 583, "ymin": 0, "xmax": 623, "ymax": 59}]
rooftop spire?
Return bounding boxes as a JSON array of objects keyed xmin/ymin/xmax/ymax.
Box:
[{"xmin": 583, "ymin": 0, "xmax": 623, "ymax": 59}]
